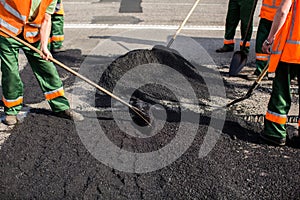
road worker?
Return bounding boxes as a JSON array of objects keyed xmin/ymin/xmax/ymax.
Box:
[
  {"xmin": 216, "ymin": 0, "xmax": 255, "ymax": 54},
  {"xmin": 261, "ymin": 0, "xmax": 300, "ymax": 146},
  {"xmin": 0, "ymin": 0, "xmax": 83, "ymax": 125}
]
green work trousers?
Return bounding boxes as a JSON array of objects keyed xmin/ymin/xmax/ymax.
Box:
[
  {"xmin": 0, "ymin": 35, "xmax": 70, "ymax": 115},
  {"xmin": 255, "ymin": 18, "xmax": 273, "ymax": 75},
  {"xmin": 224, "ymin": 0, "xmax": 254, "ymax": 53},
  {"xmin": 264, "ymin": 62, "xmax": 300, "ymax": 139},
  {"xmin": 50, "ymin": 14, "xmax": 64, "ymax": 50}
]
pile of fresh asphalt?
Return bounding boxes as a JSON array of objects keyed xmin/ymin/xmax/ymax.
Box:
[
  {"xmin": 0, "ymin": 48, "xmax": 299, "ymax": 199},
  {"xmin": 98, "ymin": 47, "xmax": 210, "ymax": 125},
  {"xmin": 98, "ymin": 47, "xmax": 209, "ymax": 104}
]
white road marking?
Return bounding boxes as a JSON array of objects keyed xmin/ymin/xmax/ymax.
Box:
[
  {"xmin": 63, "ymin": 2, "xmax": 95, "ymax": 4},
  {"xmin": 63, "ymin": 2, "xmax": 225, "ymax": 6},
  {"xmin": 65, "ymin": 24, "xmax": 258, "ymax": 31},
  {"xmin": 142, "ymin": 3, "xmax": 224, "ymax": 6}
]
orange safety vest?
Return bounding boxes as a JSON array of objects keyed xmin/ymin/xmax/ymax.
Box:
[
  {"xmin": 0, "ymin": 0, "xmax": 53, "ymax": 43},
  {"xmin": 260, "ymin": 0, "xmax": 282, "ymax": 21},
  {"xmin": 269, "ymin": 0, "xmax": 300, "ymax": 72}
]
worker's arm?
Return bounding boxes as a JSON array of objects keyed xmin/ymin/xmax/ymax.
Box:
[
  {"xmin": 39, "ymin": 0, "xmax": 57, "ymax": 60},
  {"xmin": 39, "ymin": 12, "xmax": 52, "ymax": 60},
  {"xmin": 262, "ymin": 0, "xmax": 293, "ymax": 53}
]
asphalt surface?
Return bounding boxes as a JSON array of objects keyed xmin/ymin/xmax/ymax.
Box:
[{"xmin": 0, "ymin": 0, "xmax": 300, "ymax": 199}]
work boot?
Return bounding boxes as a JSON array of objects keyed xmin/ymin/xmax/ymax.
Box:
[
  {"xmin": 216, "ymin": 45, "xmax": 234, "ymax": 53},
  {"xmin": 260, "ymin": 133, "xmax": 286, "ymax": 146},
  {"xmin": 55, "ymin": 109, "xmax": 84, "ymax": 121},
  {"xmin": 3, "ymin": 115, "xmax": 18, "ymax": 126}
]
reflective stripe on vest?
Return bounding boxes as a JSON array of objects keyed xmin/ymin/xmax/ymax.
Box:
[
  {"xmin": 266, "ymin": 110, "xmax": 287, "ymax": 124},
  {"xmin": 287, "ymin": 39, "xmax": 300, "ymax": 44},
  {"xmin": 224, "ymin": 39, "xmax": 235, "ymax": 45},
  {"xmin": 0, "ymin": 0, "xmax": 26, "ymax": 22},
  {"xmin": 0, "ymin": 18, "xmax": 18, "ymax": 34},
  {"xmin": 28, "ymin": 23, "xmax": 41, "ymax": 28},
  {"xmin": 26, "ymin": 31, "xmax": 39, "ymax": 38},
  {"xmin": 256, "ymin": 53, "xmax": 269, "ymax": 61},
  {"xmin": 44, "ymin": 87, "xmax": 65, "ymax": 100},
  {"xmin": 2, "ymin": 96, "xmax": 23, "ymax": 108}
]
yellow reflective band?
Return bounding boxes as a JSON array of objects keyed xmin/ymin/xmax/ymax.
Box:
[
  {"xmin": 266, "ymin": 111, "xmax": 287, "ymax": 125},
  {"xmin": 44, "ymin": 87, "xmax": 64, "ymax": 100},
  {"xmin": 2, "ymin": 96, "xmax": 23, "ymax": 108}
]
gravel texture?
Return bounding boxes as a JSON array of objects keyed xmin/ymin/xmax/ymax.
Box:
[{"xmin": 0, "ymin": 47, "xmax": 299, "ymax": 199}]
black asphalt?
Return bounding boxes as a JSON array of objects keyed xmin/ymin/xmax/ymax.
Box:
[{"xmin": 0, "ymin": 47, "xmax": 299, "ymax": 199}]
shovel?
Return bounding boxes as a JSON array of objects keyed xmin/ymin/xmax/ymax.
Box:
[
  {"xmin": 0, "ymin": 28, "xmax": 151, "ymax": 126},
  {"xmin": 152, "ymin": 0, "xmax": 201, "ymax": 52},
  {"xmin": 226, "ymin": 62, "xmax": 269, "ymax": 107},
  {"xmin": 229, "ymin": 0, "xmax": 258, "ymax": 76}
]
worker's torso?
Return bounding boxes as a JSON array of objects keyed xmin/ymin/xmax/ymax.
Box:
[
  {"xmin": 269, "ymin": 0, "xmax": 300, "ymax": 72},
  {"xmin": 0, "ymin": 0, "xmax": 53, "ymax": 43}
]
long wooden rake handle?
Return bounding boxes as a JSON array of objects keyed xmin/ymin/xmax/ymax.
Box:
[
  {"xmin": 167, "ymin": 0, "xmax": 201, "ymax": 48},
  {"xmin": 0, "ymin": 28, "xmax": 150, "ymax": 125}
]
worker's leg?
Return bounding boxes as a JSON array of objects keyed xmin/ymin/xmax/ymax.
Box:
[
  {"xmin": 239, "ymin": 0, "xmax": 254, "ymax": 54},
  {"xmin": 216, "ymin": 0, "xmax": 240, "ymax": 52},
  {"xmin": 263, "ymin": 62, "xmax": 293, "ymax": 144},
  {"xmin": 22, "ymin": 41, "xmax": 70, "ymax": 113},
  {"xmin": 0, "ymin": 36, "xmax": 24, "ymax": 116},
  {"xmin": 254, "ymin": 18, "xmax": 272, "ymax": 75},
  {"xmin": 50, "ymin": 14, "xmax": 65, "ymax": 51}
]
